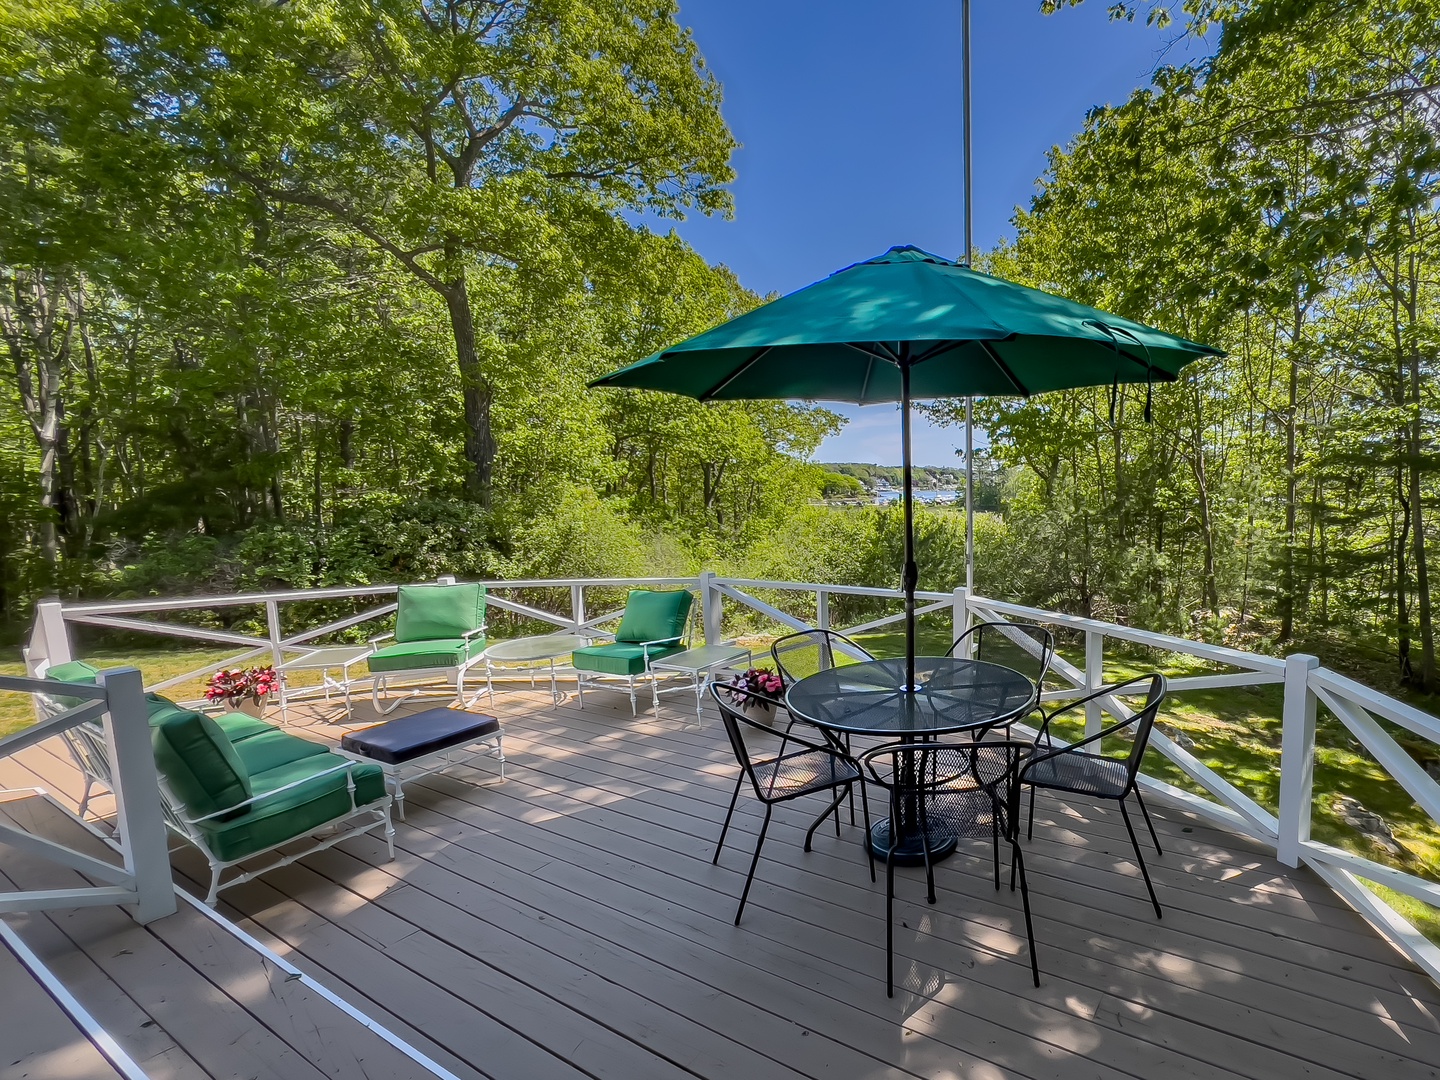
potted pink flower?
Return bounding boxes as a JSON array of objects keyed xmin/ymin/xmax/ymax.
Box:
[
  {"xmin": 725, "ymin": 666, "xmax": 786, "ymax": 724},
  {"xmin": 205, "ymin": 666, "xmax": 279, "ymax": 718}
]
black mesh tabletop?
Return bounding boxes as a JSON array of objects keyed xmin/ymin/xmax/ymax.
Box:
[{"xmin": 784, "ymin": 657, "xmax": 1035, "ymax": 737}]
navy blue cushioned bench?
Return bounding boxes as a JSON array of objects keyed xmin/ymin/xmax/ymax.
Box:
[{"xmin": 339, "ymin": 706, "xmax": 505, "ymax": 819}]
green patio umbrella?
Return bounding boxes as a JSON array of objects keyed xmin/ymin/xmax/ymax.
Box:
[{"xmin": 590, "ymin": 245, "xmax": 1223, "ymax": 689}]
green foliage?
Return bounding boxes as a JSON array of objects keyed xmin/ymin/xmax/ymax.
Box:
[
  {"xmin": 921, "ymin": 0, "xmax": 1440, "ymax": 701},
  {"xmin": 0, "ymin": 0, "xmax": 838, "ymax": 637}
]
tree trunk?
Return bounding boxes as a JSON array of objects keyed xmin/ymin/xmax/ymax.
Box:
[
  {"xmin": 0, "ymin": 269, "xmax": 76, "ymax": 581},
  {"xmin": 441, "ymin": 275, "xmax": 494, "ymax": 505},
  {"xmin": 1408, "ymin": 345, "xmax": 1435, "ymax": 689},
  {"xmin": 1279, "ymin": 312, "xmax": 1301, "ymax": 641}
]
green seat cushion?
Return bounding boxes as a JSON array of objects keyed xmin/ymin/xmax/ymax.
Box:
[
  {"xmin": 573, "ymin": 642, "xmax": 687, "ymax": 677},
  {"xmin": 368, "ymin": 637, "xmax": 485, "ymax": 673},
  {"xmin": 211, "ymin": 711, "xmax": 275, "ymax": 744},
  {"xmin": 231, "ymin": 727, "xmax": 331, "ymax": 775},
  {"xmin": 151, "ymin": 709, "xmax": 253, "ymax": 821},
  {"xmin": 614, "ymin": 590, "xmax": 692, "ymax": 644},
  {"xmin": 395, "ymin": 583, "xmax": 486, "ymax": 643},
  {"xmin": 195, "ymin": 754, "xmax": 386, "ymax": 863}
]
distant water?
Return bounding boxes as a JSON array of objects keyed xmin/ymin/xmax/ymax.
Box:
[{"xmin": 875, "ymin": 489, "xmax": 961, "ymax": 505}]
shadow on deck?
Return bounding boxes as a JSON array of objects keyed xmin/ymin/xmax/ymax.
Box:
[{"xmin": 2, "ymin": 688, "xmax": 1439, "ymax": 1080}]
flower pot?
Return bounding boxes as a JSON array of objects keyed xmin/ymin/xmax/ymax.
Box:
[
  {"xmin": 744, "ymin": 700, "xmax": 776, "ymax": 727},
  {"xmin": 230, "ymin": 695, "xmax": 268, "ymax": 719}
]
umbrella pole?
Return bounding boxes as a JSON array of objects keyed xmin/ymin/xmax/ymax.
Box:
[{"xmin": 900, "ymin": 358, "xmax": 917, "ymax": 690}]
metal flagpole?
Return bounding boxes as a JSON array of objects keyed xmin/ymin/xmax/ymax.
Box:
[{"xmin": 962, "ymin": 0, "xmax": 976, "ymax": 599}]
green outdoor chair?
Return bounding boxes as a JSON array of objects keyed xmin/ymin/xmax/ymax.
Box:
[
  {"xmin": 572, "ymin": 589, "xmax": 694, "ymax": 715},
  {"xmin": 38, "ymin": 660, "xmax": 394, "ymax": 905},
  {"xmin": 368, "ymin": 582, "xmax": 488, "ymax": 715}
]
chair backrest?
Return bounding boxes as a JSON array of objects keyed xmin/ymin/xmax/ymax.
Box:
[
  {"xmin": 1037, "ymin": 673, "xmax": 1166, "ymax": 789},
  {"xmin": 395, "ymin": 582, "xmax": 487, "ymax": 643},
  {"xmin": 614, "ymin": 589, "xmax": 693, "ymax": 645},
  {"xmin": 709, "ymin": 683, "xmax": 783, "ymax": 798},
  {"xmin": 770, "ymin": 629, "xmax": 873, "ymax": 684},
  {"xmin": 860, "ymin": 739, "xmax": 1028, "ymax": 796},
  {"xmin": 1117, "ymin": 674, "xmax": 1166, "ymax": 785},
  {"xmin": 948, "ymin": 622, "xmax": 1054, "ymax": 691}
]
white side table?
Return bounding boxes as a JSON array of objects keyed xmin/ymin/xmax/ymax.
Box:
[
  {"xmin": 648, "ymin": 643, "xmax": 755, "ymax": 725},
  {"xmin": 483, "ymin": 634, "xmax": 592, "ymax": 703},
  {"xmin": 278, "ymin": 645, "xmax": 373, "ymax": 723}
]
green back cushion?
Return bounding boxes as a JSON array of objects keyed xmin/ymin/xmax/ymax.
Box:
[
  {"xmin": 42, "ymin": 660, "xmax": 101, "ymax": 710},
  {"xmin": 151, "ymin": 709, "xmax": 252, "ymax": 820},
  {"xmin": 45, "ymin": 660, "xmax": 100, "ymax": 684},
  {"xmin": 615, "ymin": 590, "xmax": 692, "ymax": 644},
  {"xmin": 395, "ymin": 583, "xmax": 486, "ymax": 643}
]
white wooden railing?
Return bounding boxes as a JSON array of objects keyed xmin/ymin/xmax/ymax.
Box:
[
  {"xmin": 18, "ymin": 572, "xmax": 1440, "ymax": 983},
  {"xmin": 0, "ymin": 667, "xmax": 175, "ymax": 925}
]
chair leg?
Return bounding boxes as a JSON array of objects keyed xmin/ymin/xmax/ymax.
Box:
[
  {"xmin": 714, "ymin": 776, "xmax": 743, "ymax": 864},
  {"xmin": 382, "ymin": 805, "xmax": 396, "ymax": 860},
  {"xmin": 1026, "ymin": 783, "xmax": 1037, "ymax": 841},
  {"xmin": 1120, "ymin": 798, "xmax": 1163, "ymax": 919},
  {"xmin": 845, "ymin": 734, "xmax": 856, "ymax": 825},
  {"xmin": 735, "ymin": 805, "xmax": 772, "ymax": 925},
  {"xmin": 805, "ymin": 786, "xmax": 850, "ymax": 852},
  {"xmin": 918, "ymin": 804, "xmax": 936, "ymax": 904},
  {"xmin": 1011, "ymin": 837, "xmax": 1040, "ymax": 987},
  {"xmin": 859, "ymin": 780, "xmax": 875, "ymax": 883},
  {"xmin": 1134, "ymin": 788, "xmax": 1163, "ymax": 855},
  {"xmin": 885, "ymin": 828, "xmax": 899, "ymax": 997},
  {"xmin": 991, "ymin": 804, "xmax": 1001, "ymax": 890}
]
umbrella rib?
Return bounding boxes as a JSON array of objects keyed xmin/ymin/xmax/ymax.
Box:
[
  {"xmin": 843, "ymin": 341, "xmax": 901, "ymax": 363},
  {"xmin": 859, "ymin": 356, "xmax": 876, "ymax": 403},
  {"xmin": 699, "ymin": 346, "xmax": 772, "ymax": 401},
  {"xmin": 978, "ymin": 341, "xmax": 1032, "ymax": 396}
]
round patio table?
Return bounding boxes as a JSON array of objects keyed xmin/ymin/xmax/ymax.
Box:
[{"xmin": 785, "ymin": 656, "xmax": 1036, "ymax": 864}]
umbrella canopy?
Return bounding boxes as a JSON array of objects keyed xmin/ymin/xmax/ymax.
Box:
[
  {"xmin": 590, "ymin": 245, "xmax": 1223, "ymax": 689},
  {"xmin": 591, "ymin": 246, "xmax": 1222, "ymax": 402}
]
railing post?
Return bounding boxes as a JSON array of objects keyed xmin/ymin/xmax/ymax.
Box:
[
  {"xmin": 264, "ymin": 599, "xmax": 284, "ymax": 671},
  {"xmin": 817, "ymin": 590, "xmax": 830, "ymax": 632},
  {"xmin": 952, "ymin": 587, "xmax": 970, "ymax": 656},
  {"xmin": 700, "ymin": 571, "xmax": 722, "ymax": 645},
  {"xmin": 1277, "ymin": 653, "xmax": 1320, "ymax": 868},
  {"xmin": 32, "ymin": 600, "xmax": 73, "ymax": 673},
  {"xmin": 571, "ymin": 584, "xmax": 586, "ymax": 632},
  {"xmin": 1085, "ymin": 631, "xmax": 1105, "ymax": 736},
  {"xmin": 99, "ymin": 667, "xmax": 176, "ymax": 925}
]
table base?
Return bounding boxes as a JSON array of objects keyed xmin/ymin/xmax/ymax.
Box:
[{"xmin": 867, "ymin": 819, "xmax": 959, "ymax": 865}]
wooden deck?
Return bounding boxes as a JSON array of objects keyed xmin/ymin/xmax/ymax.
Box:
[{"xmin": 2, "ymin": 686, "xmax": 1439, "ymax": 1080}]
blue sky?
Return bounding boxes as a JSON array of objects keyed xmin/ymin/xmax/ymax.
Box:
[{"xmin": 663, "ymin": 0, "xmax": 1207, "ymax": 466}]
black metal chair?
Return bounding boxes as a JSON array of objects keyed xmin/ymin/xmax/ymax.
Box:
[
  {"xmin": 771, "ymin": 627, "xmax": 874, "ymax": 783},
  {"xmin": 860, "ymin": 739, "xmax": 1038, "ymax": 993},
  {"xmin": 771, "ymin": 627, "xmax": 873, "ymax": 682},
  {"xmin": 1020, "ymin": 673, "xmax": 1167, "ymax": 918},
  {"xmin": 946, "ymin": 621, "xmax": 1055, "ymax": 737},
  {"xmin": 709, "ymin": 683, "xmax": 870, "ymax": 925}
]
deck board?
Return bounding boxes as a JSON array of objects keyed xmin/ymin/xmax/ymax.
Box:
[
  {"xmin": 1, "ymin": 687, "xmax": 1438, "ymax": 1080},
  {"xmin": 0, "ymin": 928, "xmax": 123, "ymax": 1080}
]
